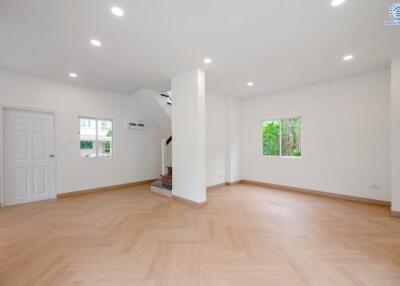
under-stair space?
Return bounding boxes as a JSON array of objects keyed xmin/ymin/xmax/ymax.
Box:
[
  {"xmin": 151, "ymin": 166, "xmax": 172, "ymax": 197},
  {"xmin": 151, "ymin": 92, "xmax": 173, "ymax": 198}
]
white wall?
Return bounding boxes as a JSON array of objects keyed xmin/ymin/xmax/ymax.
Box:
[
  {"xmin": 391, "ymin": 58, "xmax": 400, "ymax": 212},
  {"xmin": 206, "ymin": 92, "xmax": 241, "ymax": 187},
  {"xmin": 206, "ymin": 91, "xmax": 228, "ymax": 187},
  {"xmin": 241, "ymin": 70, "xmax": 391, "ymax": 202},
  {"xmin": 225, "ymin": 97, "xmax": 241, "ymax": 183},
  {"xmin": 130, "ymin": 89, "xmax": 171, "ymax": 137},
  {"xmin": 171, "ymin": 70, "xmax": 206, "ymax": 203},
  {"xmin": 0, "ymin": 70, "xmax": 163, "ymax": 199},
  {"xmin": 0, "ymin": 69, "xmax": 392, "ymax": 205}
]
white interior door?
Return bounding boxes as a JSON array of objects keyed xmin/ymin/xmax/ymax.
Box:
[{"xmin": 3, "ymin": 108, "xmax": 55, "ymax": 206}]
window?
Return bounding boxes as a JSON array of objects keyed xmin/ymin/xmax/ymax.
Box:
[
  {"xmin": 80, "ymin": 141, "xmax": 93, "ymax": 150},
  {"xmin": 79, "ymin": 117, "xmax": 113, "ymax": 158},
  {"xmin": 80, "ymin": 118, "xmax": 92, "ymax": 128},
  {"xmin": 263, "ymin": 117, "xmax": 301, "ymax": 157}
]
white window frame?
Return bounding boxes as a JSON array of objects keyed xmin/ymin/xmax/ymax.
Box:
[
  {"xmin": 79, "ymin": 116, "xmax": 113, "ymax": 159},
  {"xmin": 262, "ymin": 116, "xmax": 302, "ymax": 159}
]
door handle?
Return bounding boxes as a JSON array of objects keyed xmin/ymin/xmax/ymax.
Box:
[{"xmin": 50, "ymin": 154, "xmax": 55, "ymax": 158}]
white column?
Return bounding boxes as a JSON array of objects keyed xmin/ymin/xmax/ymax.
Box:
[
  {"xmin": 391, "ymin": 58, "xmax": 400, "ymax": 214},
  {"xmin": 225, "ymin": 97, "xmax": 241, "ymax": 184},
  {"xmin": 171, "ymin": 70, "xmax": 206, "ymax": 204}
]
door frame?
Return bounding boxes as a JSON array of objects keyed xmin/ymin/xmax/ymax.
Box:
[{"xmin": 0, "ymin": 105, "xmax": 57, "ymax": 207}]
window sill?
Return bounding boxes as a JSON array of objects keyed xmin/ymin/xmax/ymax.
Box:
[
  {"xmin": 262, "ymin": 155, "xmax": 302, "ymax": 159},
  {"xmin": 80, "ymin": 156, "xmax": 113, "ymax": 160}
]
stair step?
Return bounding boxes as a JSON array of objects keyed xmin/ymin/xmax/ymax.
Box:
[{"xmin": 151, "ymin": 180, "xmax": 172, "ymax": 198}]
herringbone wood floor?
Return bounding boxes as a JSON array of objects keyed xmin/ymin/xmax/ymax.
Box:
[{"xmin": 1, "ymin": 183, "xmax": 400, "ymax": 286}]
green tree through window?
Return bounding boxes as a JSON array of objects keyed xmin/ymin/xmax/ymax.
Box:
[
  {"xmin": 103, "ymin": 130, "xmax": 113, "ymax": 154},
  {"xmin": 281, "ymin": 117, "xmax": 301, "ymax": 156},
  {"xmin": 263, "ymin": 117, "xmax": 302, "ymax": 157},
  {"xmin": 80, "ymin": 141, "xmax": 93, "ymax": 150},
  {"xmin": 263, "ymin": 120, "xmax": 280, "ymax": 156}
]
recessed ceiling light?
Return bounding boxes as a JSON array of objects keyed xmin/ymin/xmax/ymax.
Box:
[
  {"xmin": 68, "ymin": 72, "xmax": 78, "ymax": 78},
  {"xmin": 203, "ymin": 58, "xmax": 213, "ymax": 64},
  {"xmin": 331, "ymin": 0, "xmax": 346, "ymax": 7},
  {"xmin": 343, "ymin": 54, "xmax": 354, "ymax": 61},
  {"xmin": 90, "ymin": 39, "xmax": 102, "ymax": 47},
  {"xmin": 247, "ymin": 82, "xmax": 254, "ymax": 87},
  {"xmin": 111, "ymin": 6, "xmax": 124, "ymax": 17}
]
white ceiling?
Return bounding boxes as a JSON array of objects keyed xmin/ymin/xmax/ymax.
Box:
[{"xmin": 0, "ymin": 0, "xmax": 399, "ymax": 97}]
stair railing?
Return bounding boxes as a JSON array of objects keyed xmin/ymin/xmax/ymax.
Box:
[{"xmin": 161, "ymin": 136, "xmax": 172, "ymax": 176}]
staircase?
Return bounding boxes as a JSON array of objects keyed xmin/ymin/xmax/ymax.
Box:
[
  {"xmin": 151, "ymin": 166, "xmax": 172, "ymax": 198},
  {"xmin": 151, "ymin": 92, "xmax": 173, "ymax": 198},
  {"xmin": 161, "ymin": 166, "xmax": 172, "ymax": 188}
]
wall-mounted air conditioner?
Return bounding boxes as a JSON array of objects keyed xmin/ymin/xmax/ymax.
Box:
[{"xmin": 128, "ymin": 121, "xmax": 145, "ymax": 130}]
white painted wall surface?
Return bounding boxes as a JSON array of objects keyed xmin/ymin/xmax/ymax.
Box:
[
  {"xmin": 225, "ymin": 97, "xmax": 241, "ymax": 183},
  {"xmin": 391, "ymin": 58, "xmax": 400, "ymax": 212},
  {"xmin": 0, "ymin": 70, "xmax": 163, "ymax": 199},
  {"xmin": 171, "ymin": 70, "xmax": 206, "ymax": 203},
  {"xmin": 205, "ymin": 92, "xmax": 241, "ymax": 187},
  {"xmin": 0, "ymin": 69, "xmax": 391, "ymax": 205},
  {"xmin": 130, "ymin": 89, "xmax": 171, "ymax": 137},
  {"xmin": 206, "ymin": 91, "xmax": 227, "ymax": 187},
  {"xmin": 0, "ymin": 107, "xmax": 3, "ymax": 204},
  {"xmin": 241, "ymin": 70, "xmax": 391, "ymax": 201}
]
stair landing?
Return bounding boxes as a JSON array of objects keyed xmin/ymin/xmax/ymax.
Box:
[{"xmin": 151, "ymin": 180, "xmax": 172, "ymax": 198}]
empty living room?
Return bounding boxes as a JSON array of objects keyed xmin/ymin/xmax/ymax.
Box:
[{"xmin": 1, "ymin": 0, "xmax": 400, "ymax": 285}]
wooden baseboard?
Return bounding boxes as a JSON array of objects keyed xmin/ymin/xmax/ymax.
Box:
[
  {"xmin": 241, "ymin": 180, "xmax": 391, "ymax": 207},
  {"xmin": 207, "ymin": 182, "xmax": 227, "ymax": 190},
  {"xmin": 172, "ymin": 195, "xmax": 207, "ymax": 207},
  {"xmin": 57, "ymin": 179, "xmax": 157, "ymax": 198},
  {"xmin": 56, "ymin": 178, "xmax": 393, "ymax": 209},
  {"xmin": 392, "ymin": 210, "xmax": 400, "ymax": 218},
  {"xmin": 207, "ymin": 180, "xmax": 243, "ymax": 190},
  {"xmin": 225, "ymin": 181, "xmax": 242, "ymax": 186}
]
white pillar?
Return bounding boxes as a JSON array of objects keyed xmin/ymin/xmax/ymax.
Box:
[
  {"xmin": 225, "ymin": 97, "xmax": 241, "ymax": 184},
  {"xmin": 391, "ymin": 58, "xmax": 400, "ymax": 214},
  {"xmin": 171, "ymin": 70, "xmax": 206, "ymax": 204}
]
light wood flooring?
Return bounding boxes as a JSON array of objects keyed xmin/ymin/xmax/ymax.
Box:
[{"xmin": 1, "ymin": 183, "xmax": 400, "ymax": 286}]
